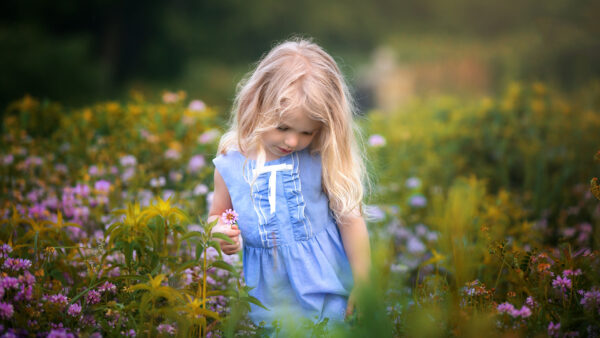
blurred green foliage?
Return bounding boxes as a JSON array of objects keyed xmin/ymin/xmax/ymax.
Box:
[{"xmin": 367, "ymin": 82, "xmax": 600, "ymax": 220}]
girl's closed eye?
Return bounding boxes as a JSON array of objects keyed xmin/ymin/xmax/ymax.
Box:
[{"xmin": 276, "ymin": 125, "xmax": 289, "ymax": 131}]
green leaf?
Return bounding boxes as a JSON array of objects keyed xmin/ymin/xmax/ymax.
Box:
[
  {"xmin": 195, "ymin": 308, "xmax": 221, "ymax": 320},
  {"xmin": 209, "ymin": 260, "xmax": 239, "ymax": 277},
  {"xmin": 212, "ymin": 232, "xmax": 235, "ymax": 244},
  {"xmin": 180, "ymin": 231, "xmax": 205, "ymax": 242},
  {"xmin": 241, "ymin": 295, "xmax": 270, "ymax": 310},
  {"xmin": 207, "ymin": 240, "xmax": 223, "ymax": 257}
]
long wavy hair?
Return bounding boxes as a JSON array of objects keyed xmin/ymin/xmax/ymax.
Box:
[{"xmin": 218, "ymin": 38, "xmax": 368, "ymax": 222}]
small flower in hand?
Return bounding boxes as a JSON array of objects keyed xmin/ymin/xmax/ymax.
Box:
[{"xmin": 221, "ymin": 209, "xmax": 239, "ymax": 227}]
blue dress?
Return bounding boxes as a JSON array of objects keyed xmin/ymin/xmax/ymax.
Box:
[{"xmin": 212, "ymin": 148, "xmax": 354, "ymax": 329}]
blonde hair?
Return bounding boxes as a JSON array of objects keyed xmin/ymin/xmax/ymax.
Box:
[{"xmin": 218, "ymin": 38, "xmax": 368, "ymax": 223}]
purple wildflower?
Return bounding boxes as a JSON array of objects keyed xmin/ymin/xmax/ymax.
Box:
[
  {"xmin": 120, "ymin": 155, "xmax": 137, "ymax": 167},
  {"xmin": 98, "ymin": 282, "xmax": 116, "ymax": 294},
  {"xmin": 47, "ymin": 328, "xmax": 75, "ymax": 338},
  {"xmin": 406, "ymin": 237, "xmax": 426, "ymax": 254},
  {"xmin": 364, "ymin": 205, "xmax": 386, "ymax": 222},
  {"xmin": 14, "ymin": 284, "xmax": 33, "ymax": 301},
  {"xmin": 548, "ymin": 322, "xmax": 561, "ymax": 337},
  {"xmin": 525, "ymin": 296, "xmax": 537, "ymax": 309},
  {"xmin": 188, "ymin": 155, "xmax": 206, "ymax": 173},
  {"xmin": 0, "ymin": 277, "xmax": 20, "ymax": 289},
  {"xmin": 580, "ymin": 289, "xmax": 600, "ymax": 312},
  {"xmin": 43, "ymin": 196, "xmax": 60, "ymax": 210},
  {"xmin": 81, "ymin": 315, "xmax": 97, "ymax": 327},
  {"xmin": 2, "ymin": 154, "xmax": 14, "ymax": 166},
  {"xmin": 86, "ymin": 290, "xmax": 101, "ymax": 305},
  {"xmin": 497, "ymin": 302, "xmax": 515, "ymax": 314},
  {"xmin": 405, "ymin": 177, "xmax": 421, "ymax": 189},
  {"xmin": 67, "ymin": 303, "xmax": 82, "ymax": 317},
  {"xmin": 3, "ymin": 258, "xmax": 32, "ymax": 271},
  {"xmin": 552, "ymin": 276, "xmax": 572, "ymax": 292},
  {"xmin": 0, "ymin": 244, "xmax": 12, "ymax": 258},
  {"xmin": 28, "ymin": 203, "xmax": 48, "ymax": 219},
  {"xmin": 2, "ymin": 331, "xmax": 16, "ymax": 338},
  {"xmin": 121, "ymin": 329, "xmax": 136, "ymax": 337},
  {"xmin": 88, "ymin": 165, "xmax": 99, "ymax": 176},
  {"xmin": 150, "ymin": 177, "xmax": 166, "ymax": 188},
  {"xmin": 157, "ymin": 323, "xmax": 177, "ymax": 335},
  {"xmin": 94, "ymin": 180, "xmax": 111, "ymax": 194},
  {"xmin": 0, "ymin": 302, "xmax": 14, "ymax": 319},
  {"xmin": 46, "ymin": 293, "xmax": 69, "ymax": 306},
  {"xmin": 577, "ymin": 222, "xmax": 592, "ymax": 243},
  {"xmin": 514, "ymin": 306, "xmax": 532, "ymax": 318},
  {"xmin": 73, "ymin": 183, "xmax": 90, "ymax": 197},
  {"xmin": 409, "ymin": 194, "xmax": 427, "ymax": 208}
]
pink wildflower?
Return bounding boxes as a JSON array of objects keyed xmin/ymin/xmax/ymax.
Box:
[
  {"xmin": 188, "ymin": 100, "xmax": 206, "ymax": 111},
  {"xmin": 162, "ymin": 91, "xmax": 179, "ymax": 104},
  {"xmin": 562, "ymin": 269, "xmax": 582, "ymax": 277},
  {"xmin": 221, "ymin": 209, "xmax": 239, "ymax": 226},
  {"xmin": 368, "ymin": 134, "xmax": 386, "ymax": 147},
  {"xmin": 197, "ymin": 129, "xmax": 220, "ymax": 144}
]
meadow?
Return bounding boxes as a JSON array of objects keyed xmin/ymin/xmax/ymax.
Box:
[{"xmin": 0, "ymin": 83, "xmax": 599, "ymax": 337}]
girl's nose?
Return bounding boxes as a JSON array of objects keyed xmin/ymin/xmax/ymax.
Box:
[{"xmin": 285, "ymin": 134, "xmax": 298, "ymax": 148}]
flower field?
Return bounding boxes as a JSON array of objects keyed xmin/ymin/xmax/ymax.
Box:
[{"xmin": 1, "ymin": 83, "xmax": 599, "ymax": 337}]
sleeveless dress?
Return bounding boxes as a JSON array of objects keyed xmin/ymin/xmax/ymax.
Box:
[{"xmin": 212, "ymin": 148, "xmax": 354, "ymax": 329}]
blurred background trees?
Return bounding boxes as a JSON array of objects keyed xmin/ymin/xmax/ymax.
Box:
[{"xmin": 1, "ymin": 0, "xmax": 599, "ymax": 111}]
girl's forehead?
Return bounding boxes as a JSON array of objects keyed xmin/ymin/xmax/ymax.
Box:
[{"xmin": 280, "ymin": 107, "xmax": 321, "ymax": 131}]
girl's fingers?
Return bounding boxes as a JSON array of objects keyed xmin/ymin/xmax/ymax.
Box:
[
  {"xmin": 223, "ymin": 228, "xmax": 241, "ymax": 237},
  {"xmin": 221, "ymin": 243, "xmax": 241, "ymax": 254}
]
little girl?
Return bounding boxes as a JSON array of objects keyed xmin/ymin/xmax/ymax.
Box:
[{"xmin": 208, "ymin": 38, "xmax": 371, "ymax": 331}]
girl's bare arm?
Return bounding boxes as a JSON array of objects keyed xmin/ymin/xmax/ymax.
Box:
[
  {"xmin": 338, "ymin": 213, "xmax": 371, "ymax": 317},
  {"xmin": 208, "ymin": 169, "xmax": 241, "ymax": 254},
  {"xmin": 338, "ymin": 214, "xmax": 371, "ymax": 285}
]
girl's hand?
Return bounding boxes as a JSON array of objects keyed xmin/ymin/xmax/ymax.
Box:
[
  {"xmin": 212, "ymin": 223, "xmax": 241, "ymax": 255},
  {"xmin": 345, "ymin": 288, "xmax": 358, "ymax": 320}
]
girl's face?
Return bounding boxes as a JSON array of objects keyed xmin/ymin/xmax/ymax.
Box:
[{"xmin": 261, "ymin": 108, "xmax": 321, "ymax": 161}]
